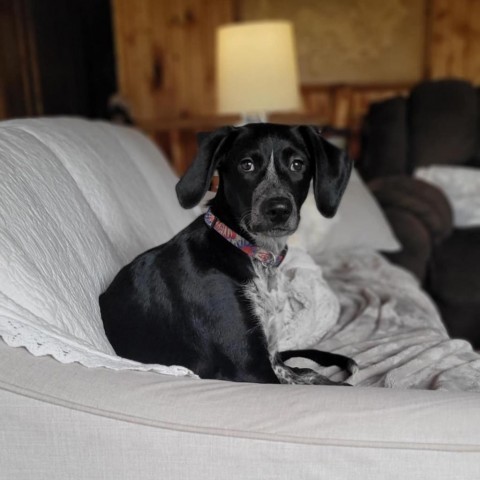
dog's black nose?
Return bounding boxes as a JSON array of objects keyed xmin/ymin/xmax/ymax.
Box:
[{"xmin": 262, "ymin": 197, "xmax": 293, "ymax": 223}]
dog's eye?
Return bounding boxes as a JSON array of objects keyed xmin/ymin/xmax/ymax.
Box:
[
  {"xmin": 240, "ymin": 158, "xmax": 255, "ymax": 172},
  {"xmin": 290, "ymin": 159, "xmax": 305, "ymax": 172}
]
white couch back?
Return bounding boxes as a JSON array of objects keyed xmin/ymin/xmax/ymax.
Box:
[{"xmin": 0, "ymin": 118, "xmax": 195, "ymax": 351}]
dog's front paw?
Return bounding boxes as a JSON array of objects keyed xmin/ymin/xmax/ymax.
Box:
[{"xmin": 347, "ymin": 359, "xmax": 359, "ymax": 376}]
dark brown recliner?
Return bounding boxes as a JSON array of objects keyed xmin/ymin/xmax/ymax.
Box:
[{"xmin": 359, "ymin": 79, "xmax": 480, "ymax": 349}]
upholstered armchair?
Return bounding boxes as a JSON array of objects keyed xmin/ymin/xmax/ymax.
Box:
[{"xmin": 359, "ymin": 79, "xmax": 480, "ymax": 349}]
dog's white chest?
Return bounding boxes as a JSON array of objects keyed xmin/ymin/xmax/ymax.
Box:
[
  {"xmin": 243, "ymin": 262, "xmax": 288, "ymax": 356},
  {"xmin": 242, "ymin": 248, "xmax": 341, "ymax": 358}
]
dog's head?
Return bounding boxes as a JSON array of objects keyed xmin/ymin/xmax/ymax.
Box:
[{"xmin": 176, "ymin": 123, "xmax": 352, "ymax": 240}]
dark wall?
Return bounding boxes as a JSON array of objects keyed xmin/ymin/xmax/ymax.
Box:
[
  {"xmin": 0, "ymin": 0, "xmax": 36, "ymax": 117},
  {"xmin": 0, "ymin": 0, "xmax": 116, "ymax": 119}
]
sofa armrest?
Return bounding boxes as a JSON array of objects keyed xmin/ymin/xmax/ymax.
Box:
[
  {"xmin": 368, "ymin": 176, "xmax": 453, "ymax": 244},
  {"xmin": 366, "ymin": 176, "xmax": 453, "ymax": 282},
  {"xmin": 380, "ymin": 207, "xmax": 432, "ymax": 281},
  {"xmin": 1, "ymin": 339, "xmax": 480, "ymax": 480}
]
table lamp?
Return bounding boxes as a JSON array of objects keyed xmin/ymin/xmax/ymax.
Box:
[{"xmin": 216, "ymin": 21, "xmax": 301, "ymax": 124}]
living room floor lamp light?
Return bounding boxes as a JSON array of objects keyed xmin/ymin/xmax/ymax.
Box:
[{"xmin": 216, "ymin": 21, "xmax": 301, "ymax": 124}]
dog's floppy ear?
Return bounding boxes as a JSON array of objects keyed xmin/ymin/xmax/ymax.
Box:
[
  {"xmin": 295, "ymin": 125, "xmax": 353, "ymax": 218},
  {"xmin": 176, "ymin": 126, "xmax": 235, "ymax": 209}
]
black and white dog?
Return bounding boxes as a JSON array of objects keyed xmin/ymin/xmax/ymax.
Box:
[{"xmin": 100, "ymin": 123, "xmax": 356, "ymax": 385}]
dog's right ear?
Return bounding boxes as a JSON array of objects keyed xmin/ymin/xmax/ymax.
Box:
[
  {"xmin": 294, "ymin": 125, "xmax": 353, "ymax": 218},
  {"xmin": 176, "ymin": 126, "xmax": 235, "ymax": 209}
]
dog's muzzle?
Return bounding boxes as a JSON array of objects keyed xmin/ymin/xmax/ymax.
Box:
[
  {"xmin": 249, "ymin": 196, "xmax": 298, "ymax": 236},
  {"xmin": 261, "ymin": 197, "xmax": 293, "ymax": 225}
]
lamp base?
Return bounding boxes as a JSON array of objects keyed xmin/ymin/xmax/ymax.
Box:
[{"xmin": 240, "ymin": 112, "xmax": 267, "ymax": 125}]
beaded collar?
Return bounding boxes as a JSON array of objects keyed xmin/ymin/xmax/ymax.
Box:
[{"xmin": 204, "ymin": 208, "xmax": 287, "ymax": 267}]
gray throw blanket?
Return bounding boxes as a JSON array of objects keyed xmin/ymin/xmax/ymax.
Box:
[{"xmin": 282, "ymin": 248, "xmax": 480, "ymax": 391}]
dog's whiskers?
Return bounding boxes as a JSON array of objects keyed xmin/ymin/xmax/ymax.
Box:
[{"xmin": 239, "ymin": 210, "xmax": 253, "ymax": 232}]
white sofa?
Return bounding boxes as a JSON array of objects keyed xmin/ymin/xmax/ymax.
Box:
[{"xmin": 1, "ymin": 118, "xmax": 479, "ymax": 479}]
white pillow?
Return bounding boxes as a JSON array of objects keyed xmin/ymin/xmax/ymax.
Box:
[
  {"xmin": 290, "ymin": 168, "xmax": 401, "ymax": 254},
  {"xmin": 415, "ymin": 166, "xmax": 480, "ymax": 228}
]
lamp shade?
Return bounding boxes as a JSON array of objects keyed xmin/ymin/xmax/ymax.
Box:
[{"xmin": 216, "ymin": 21, "xmax": 301, "ymax": 115}]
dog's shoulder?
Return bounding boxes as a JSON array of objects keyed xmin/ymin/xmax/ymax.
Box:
[
  {"xmin": 163, "ymin": 214, "xmax": 255, "ymax": 283},
  {"xmin": 102, "ymin": 215, "xmax": 254, "ymax": 300}
]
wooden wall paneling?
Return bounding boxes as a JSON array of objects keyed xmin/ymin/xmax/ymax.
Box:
[
  {"xmin": 428, "ymin": 0, "xmax": 467, "ymax": 78},
  {"xmin": 174, "ymin": 0, "xmax": 205, "ymax": 117},
  {"xmin": 331, "ymin": 87, "xmax": 353, "ymax": 129},
  {"xmin": 169, "ymin": 128, "xmax": 183, "ymax": 173},
  {"xmin": 153, "ymin": 0, "xmax": 188, "ymax": 119},
  {"xmin": 113, "ymin": 0, "xmax": 233, "ymax": 121},
  {"xmin": 301, "ymin": 87, "xmax": 333, "ymax": 125},
  {"xmin": 180, "ymin": 0, "xmax": 234, "ymax": 117},
  {"xmin": 170, "ymin": 1, "xmax": 193, "ymax": 118},
  {"xmin": 113, "ymin": 0, "xmax": 157, "ymax": 119},
  {"xmin": 465, "ymin": 0, "xmax": 480, "ymax": 82},
  {"xmin": 349, "ymin": 86, "xmax": 411, "ymax": 130},
  {"xmin": 112, "ymin": 0, "xmax": 480, "ymax": 170},
  {"xmin": 302, "ymin": 84, "xmax": 413, "ymax": 132},
  {"xmin": 114, "ymin": 0, "xmax": 183, "ymax": 119},
  {"xmin": 427, "ymin": 0, "xmax": 480, "ymax": 83}
]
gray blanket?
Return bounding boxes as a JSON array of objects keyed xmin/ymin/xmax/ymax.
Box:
[{"xmin": 285, "ymin": 248, "xmax": 480, "ymax": 391}]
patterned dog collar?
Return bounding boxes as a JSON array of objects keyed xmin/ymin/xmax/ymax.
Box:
[{"xmin": 204, "ymin": 208, "xmax": 288, "ymax": 267}]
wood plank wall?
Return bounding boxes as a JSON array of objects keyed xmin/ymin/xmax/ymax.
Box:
[
  {"xmin": 113, "ymin": 0, "xmax": 233, "ymax": 120},
  {"xmin": 1, "ymin": 0, "xmax": 476, "ymax": 171},
  {"xmin": 428, "ymin": 0, "xmax": 480, "ymax": 81},
  {"xmin": 113, "ymin": 0, "xmax": 413, "ymax": 130},
  {"xmin": 113, "ymin": 0, "xmax": 480, "ymax": 171}
]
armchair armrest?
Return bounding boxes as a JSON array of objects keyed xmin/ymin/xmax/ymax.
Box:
[
  {"xmin": 368, "ymin": 176, "xmax": 453, "ymax": 244},
  {"xmin": 367, "ymin": 176, "xmax": 453, "ymax": 282}
]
